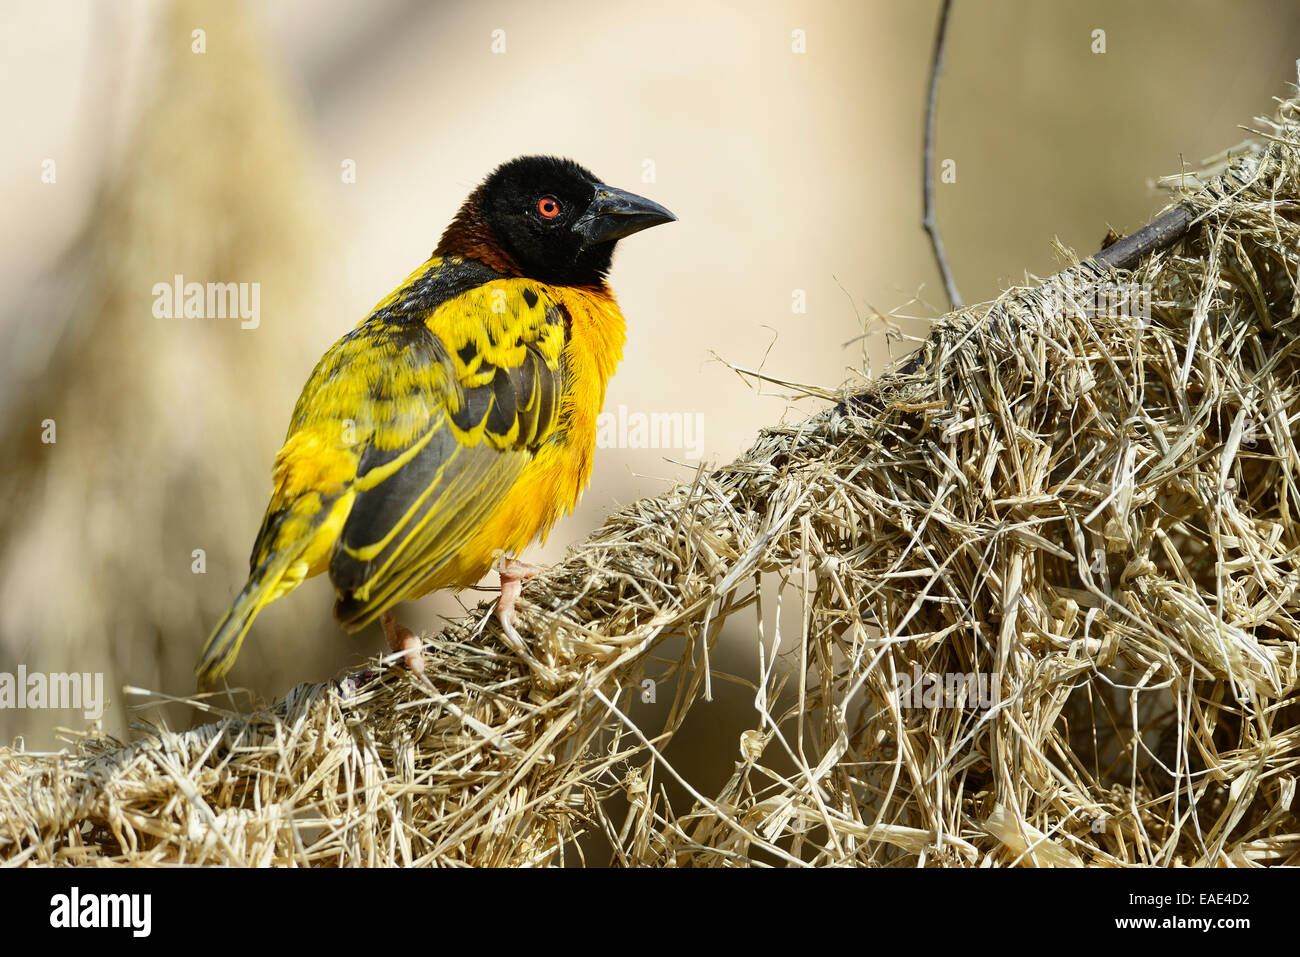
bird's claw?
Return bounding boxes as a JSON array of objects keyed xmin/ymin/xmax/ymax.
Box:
[
  {"xmin": 381, "ymin": 611, "xmax": 434, "ymax": 688},
  {"xmin": 495, "ymin": 556, "xmax": 558, "ymax": 684}
]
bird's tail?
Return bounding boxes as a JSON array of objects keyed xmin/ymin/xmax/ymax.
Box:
[{"xmin": 195, "ymin": 550, "xmax": 299, "ymax": 689}]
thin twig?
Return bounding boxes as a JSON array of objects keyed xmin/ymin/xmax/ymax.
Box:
[
  {"xmin": 1092, "ymin": 203, "xmax": 1195, "ymax": 270},
  {"xmin": 923, "ymin": 0, "xmax": 961, "ymax": 309}
]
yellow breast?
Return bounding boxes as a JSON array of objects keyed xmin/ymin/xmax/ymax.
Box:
[{"xmin": 417, "ymin": 282, "xmax": 626, "ymax": 591}]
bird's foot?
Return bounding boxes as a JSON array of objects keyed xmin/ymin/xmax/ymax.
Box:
[
  {"xmin": 493, "ymin": 556, "xmax": 558, "ymax": 684},
  {"xmin": 381, "ymin": 611, "xmax": 432, "ymax": 686}
]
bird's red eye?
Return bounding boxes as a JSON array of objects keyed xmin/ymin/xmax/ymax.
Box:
[{"xmin": 537, "ymin": 196, "xmax": 561, "ymax": 219}]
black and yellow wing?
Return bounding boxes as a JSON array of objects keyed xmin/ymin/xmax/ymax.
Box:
[
  {"xmin": 318, "ymin": 260, "xmax": 569, "ymax": 629},
  {"xmin": 197, "ymin": 256, "xmax": 570, "ymax": 684}
]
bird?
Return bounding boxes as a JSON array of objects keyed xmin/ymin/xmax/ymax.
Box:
[{"xmin": 195, "ymin": 155, "xmax": 675, "ymax": 688}]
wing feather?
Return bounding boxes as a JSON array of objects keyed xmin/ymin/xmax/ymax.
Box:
[{"xmin": 325, "ymin": 272, "xmax": 567, "ymax": 629}]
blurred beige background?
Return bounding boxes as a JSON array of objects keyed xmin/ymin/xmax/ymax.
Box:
[{"xmin": 1, "ymin": 0, "xmax": 1297, "ymax": 751}]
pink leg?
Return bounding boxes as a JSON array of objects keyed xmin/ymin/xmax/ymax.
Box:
[
  {"xmin": 381, "ymin": 611, "xmax": 430, "ymax": 685},
  {"xmin": 494, "ymin": 557, "xmax": 558, "ymax": 683}
]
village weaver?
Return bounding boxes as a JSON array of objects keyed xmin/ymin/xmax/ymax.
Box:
[{"xmin": 196, "ymin": 156, "xmax": 675, "ymax": 688}]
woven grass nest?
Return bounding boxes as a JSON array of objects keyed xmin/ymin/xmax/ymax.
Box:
[{"xmin": 5, "ymin": 95, "xmax": 1300, "ymax": 868}]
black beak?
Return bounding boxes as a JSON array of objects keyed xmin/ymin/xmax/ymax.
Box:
[{"xmin": 574, "ymin": 184, "xmax": 676, "ymax": 248}]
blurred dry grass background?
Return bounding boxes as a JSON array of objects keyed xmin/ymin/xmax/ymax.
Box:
[{"xmin": 0, "ymin": 0, "xmax": 1297, "ymax": 764}]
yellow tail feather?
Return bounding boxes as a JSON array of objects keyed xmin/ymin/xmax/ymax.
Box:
[{"xmin": 196, "ymin": 553, "xmax": 297, "ymax": 688}]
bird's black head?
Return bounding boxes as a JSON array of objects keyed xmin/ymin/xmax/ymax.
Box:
[{"xmin": 435, "ymin": 156, "xmax": 676, "ymax": 286}]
